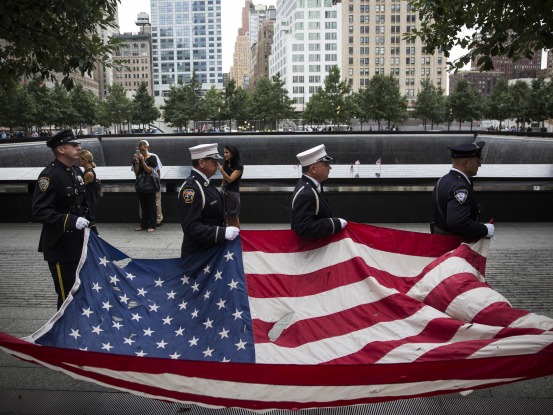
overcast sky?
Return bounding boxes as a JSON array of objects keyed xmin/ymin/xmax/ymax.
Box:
[{"xmin": 118, "ymin": 0, "xmax": 276, "ymax": 72}]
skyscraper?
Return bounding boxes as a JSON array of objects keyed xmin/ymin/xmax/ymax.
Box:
[
  {"xmin": 270, "ymin": 0, "xmax": 342, "ymax": 111},
  {"xmin": 150, "ymin": 0, "xmax": 223, "ymax": 102}
]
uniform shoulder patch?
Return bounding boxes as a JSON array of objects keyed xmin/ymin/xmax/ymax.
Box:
[
  {"xmin": 37, "ymin": 177, "xmax": 50, "ymax": 192},
  {"xmin": 454, "ymin": 188, "xmax": 469, "ymax": 204},
  {"xmin": 183, "ymin": 189, "xmax": 195, "ymax": 204}
]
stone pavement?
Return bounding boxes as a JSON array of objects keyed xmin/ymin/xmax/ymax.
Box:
[{"xmin": 0, "ymin": 222, "xmax": 552, "ymax": 415}]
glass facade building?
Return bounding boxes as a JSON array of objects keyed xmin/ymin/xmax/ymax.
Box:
[{"xmin": 150, "ymin": 0, "xmax": 223, "ymax": 97}]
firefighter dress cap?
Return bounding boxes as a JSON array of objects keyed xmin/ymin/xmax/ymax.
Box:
[
  {"xmin": 46, "ymin": 129, "xmax": 81, "ymax": 149},
  {"xmin": 296, "ymin": 144, "xmax": 333, "ymax": 167},
  {"xmin": 189, "ymin": 143, "xmax": 223, "ymax": 160},
  {"xmin": 447, "ymin": 141, "xmax": 485, "ymax": 158}
]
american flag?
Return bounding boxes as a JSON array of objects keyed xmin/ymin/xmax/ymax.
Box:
[{"xmin": 1, "ymin": 225, "xmax": 553, "ymax": 411}]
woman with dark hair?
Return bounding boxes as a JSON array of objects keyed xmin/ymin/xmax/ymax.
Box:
[{"xmin": 217, "ymin": 145, "xmax": 243, "ymax": 228}]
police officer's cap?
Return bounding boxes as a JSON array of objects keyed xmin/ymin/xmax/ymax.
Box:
[
  {"xmin": 189, "ymin": 143, "xmax": 222, "ymax": 160},
  {"xmin": 296, "ymin": 144, "xmax": 333, "ymax": 167},
  {"xmin": 46, "ymin": 129, "xmax": 81, "ymax": 149},
  {"xmin": 447, "ymin": 141, "xmax": 485, "ymax": 158}
]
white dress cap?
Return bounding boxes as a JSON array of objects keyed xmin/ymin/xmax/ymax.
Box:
[
  {"xmin": 189, "ymin": 143, "xmax": 222, "ymax": 160},
  {"xmin": 296, "ymin": 144, "xmax": 333, "ymax": 167}
]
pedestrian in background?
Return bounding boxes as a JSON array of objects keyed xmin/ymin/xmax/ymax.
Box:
[
  {"xmin": 32, "ymin": 130, "xmax": 89, "ymax": 309},
  {"xmin": 79, "ymin": 149, "xmax": 100, "ymax": 235},
  {"xmin": 218, "ymin": 144, "xmax": 243, "ymax": 228},
  {"xmin": 132, "ymin": 140, "xmax": 158, "ymax": 233}
]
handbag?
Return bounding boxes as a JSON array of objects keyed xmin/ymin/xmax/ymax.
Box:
[{"xmin": 135, "ymin": 172, "xmax": 160, "ymax": 193}]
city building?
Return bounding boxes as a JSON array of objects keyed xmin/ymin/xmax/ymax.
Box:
[
  {"xmin": 228, "ymin": 1, "xmax": 253, "ymax": 88},
  {"xmin": 250, "ymin": 18, "xmax": 276, "ymax": 87},
  {"xmin": 112, "ymin": 13, "xmax": 153, "ymax": 97},
  {"xmin": 150, "ymin": 0, "xmax": 223, "ymax": 104},
  {"xmin": 270, "ymin": 0, "xmax": 343, "ymax": 111},
  {"xmin": 474, "ymin": 51, "xmax": 543, "ymax": 81},
  {"xmin": 448, "ymin": 70, "xmax": 505, "ymax": 97},
  {"xmin": 340, "ymin": 0, "xmax": 447, "ymax": 107},
  {"xmin": 268, "ymin": 0, "xmax": 447, "ymax": 112}
]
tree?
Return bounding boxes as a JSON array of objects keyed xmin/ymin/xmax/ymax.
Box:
[
  {"xmin": 162, "ymin": 85, "xmax": 190, "ymax": 132},
  {"xmin": 361, "ymin": 75, "xmax": 408, "ymax": 130},
  {"xmin": 408, "ymin": 1, "xmax": 553, "ymax": 72},
  {"xmin": 484, "ymin": 79, "xmax": 512, "ymax": 130},
  {"xmin": 101, "ymin": 84, "xmax": 132, "ymax": 134},
  {"xmin": 449, "ymin": 79, "xmax": 483, "ymax": 130},
  {"xmin": 413, "ymin": 78, "xmax": 439, "ymax": 130},
  {"xmin": 25, "ymin": 79, "xmax": 56, "ymax": 133},
  {"xmin": 303, "ymin": 88, "xmax": 331, "ymax": 127},
  {"xmin": 508, "ymin": 80, "xmax": 531, "ymax": 130},
  {"xmin": 49, "ymin": 84, "xmax": 77, "ymax": 130},
  {"xmin": 0, "ymin": 0, "xmax": 121, "ymax": 90},
  {"xmin": 203, "ymin": 86, "xmax": 226, "ymax": 130},
  {"xmin": 0, "ymin": 83, "xmax": 35, "ymax": 134},
  {"xmin": 320, "ymin": 66, "xmax": 353, "ymax": 129},
  {"xmin": 132, "ymin": 82, "xmax": 160, "ymax": 131},
  {"xmin": 528, "ymin": 77, "xmax": 550, "ymax": 129},
  {"xmin": 267, "ymin": 73, "xmax": 295, "ymax": 130},
  {"xmin": 70, "ymin": 84, "xmax": 99, "ymax": 133}
]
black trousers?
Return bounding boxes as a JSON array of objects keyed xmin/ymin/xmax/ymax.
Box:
[
  {"xmin": 137, "ymin": 192, "xmax": 157, "ymax": 229},
  {"xmin": 48, "ymin": 261, "xmax": 79, "ymax": 309}
]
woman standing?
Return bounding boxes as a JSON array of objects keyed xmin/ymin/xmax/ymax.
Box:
[
  {"xmin": 132, "ymin": 140, "xmax": 158, "ymax": 233},
  {"xmin": 217, "ymin": 145, "xmax": 243, "ymax": 228},
  {"xmin": 79, "ymin": 150, "xmax": 100, "ymax": 235}
]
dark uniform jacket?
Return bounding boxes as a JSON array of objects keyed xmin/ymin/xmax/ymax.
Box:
[
  {"xmin": 32, "ymin": 159, "xmax": 87, "ymax": 262},
  {"xmin": 432, "ymin": 169, "xmax": 488, "ymax": 237},
  {"xmin": 178, "ymin": 170, "xmax": 227, "ymax": 257},
  {"xmin": 291, "ymin": 175, "xmax": 342, "ymax": 238}
]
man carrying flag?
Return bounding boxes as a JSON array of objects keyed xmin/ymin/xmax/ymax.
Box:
[
  {"xmin": 431, "ymin": 141, "xmax": 494, "ymax": 237},
  {"xmin": 291, "ymin": 144, "xmax": 347, "ymax": 238}
]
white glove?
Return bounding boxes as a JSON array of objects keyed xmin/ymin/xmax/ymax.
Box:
[
  {"xmin": 75, "ymin": 217, "xmax": 90, "ymax": 230},
  {"xmin": 339, "ymin": 218, "xmax": 347, "ymax": 230},
  {"xmin": 484, "ymin": 223, "xmax": 495, "ymax": 238},
  {"xmin": 225, "ymin": 226, "xmax": 240, "ymax": 241}
]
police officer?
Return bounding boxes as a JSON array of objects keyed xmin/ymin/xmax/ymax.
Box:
[
  {"xmin": 291, "ymin": 144, "xmax": 347, "ymax": 238},
  {"xmin": 32, "ymin": 130, "xmax": 90, "ymax": 309},
  {"xmin": 432, "ymin": 141, "xmax": 494, "ymax": 238},
  {"xmin": 178, "ymin": 144, "xmax": 240, "ymax": 257}
]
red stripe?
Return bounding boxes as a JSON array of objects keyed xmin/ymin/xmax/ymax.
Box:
[{"xmin": 241, "ymin": 222, "xmax": 471, "ymax": 257}]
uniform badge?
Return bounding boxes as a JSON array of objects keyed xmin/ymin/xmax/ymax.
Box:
[
  {"xmin": 454, "ymin": 189, "xmax": 469, "ymax": 204},
  {"xmin": 183, "ymin": 189, "xmax": 195, "ymax": 203},
  {"xmin": 37, "ymin": 177, "xmax": 50, "ymax": 192}
]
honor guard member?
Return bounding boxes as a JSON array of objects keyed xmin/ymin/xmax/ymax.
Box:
[
  {"xmin": 431, "ymin": 141, "xmax": 494, "ymax": 238},
  {"xmin": 32, "ymin": 130, "xmax": 90, "ymax": 309},
  {"xmin": 291, "ymin": 144, "xmax": 347, "ymax": 238},
  {"xmin": 178, "ymin": 144, "xmax": 240, "ymax": 257}
]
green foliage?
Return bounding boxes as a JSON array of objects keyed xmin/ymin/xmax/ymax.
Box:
[
  {"xmin": 132, "ymin": 82, "xmax": 160, "ymax": 129},
  {"xmin": 0, "ymin": 0, "xmax": 121, "ymax": 90},
  {"xmin": 449, "ymin": 79, "xmax": 483, "ymax": 129},
  {"xmin": 249, "ymin": 73, "xmax": 295, "ymax": 130},
  {"xmin": 358, "ymin": 74, "xmax": 408, "ymax": 129},
  {"xmin": 162, "ymin": 73, "xmax": 205, "ymax": 132},
  {"xmin": 99, "ymin": 84, "xmax": 132, "ymax": 133},
  {"xmin": 484, "ymin": 79, "xmax": 512, "ymax": 128},
  {"xmin": 203, "ymin": 86, "xmax": 226, "ymax": 127},
  {"xmin": 408, "ymin": 0, "xmax": 553, "ymax": 72},
  {"xmin": 70, "ymin": 84, "xmax": 99, "ymax": 131}
]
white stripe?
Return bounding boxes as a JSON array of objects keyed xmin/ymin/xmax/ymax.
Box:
[
  {"xmin": 254, "ymin": 306, "xmax": 453, "ymax": 364},
  {"xmin": 468, "ymin": 332, "xmax": 553, "ymax": 359},
  {"xmin": 406, "ymin": 257, "xmax": 480, "ymax": 301},
  {"xmin": 445, "ymin": 287, "xmax": 511, "ymax": 322},
  {"xmin": 0, "ymin": 346, "xmax": 531, "ymax": 408},
  {"xmin": 243, "ymin": 238, "xmax": 434, "ymax": 277},
  {"xmin": 509, "ymin": 313, "xmax": 553, "ymax": 331},
  {"xmin": 249, "ymin": 277, "xmax": 397, "ymax": 322},
  {"xmin": 377, "ymin": 322, "xmax": 504, "ymax": 363},
  {"xmin": 68, "ymin": 361, "xmax": 522, "ymax": 405}
]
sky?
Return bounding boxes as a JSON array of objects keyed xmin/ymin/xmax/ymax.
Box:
[{"xmin": 118, "ymin": 0, "xmax": 276, "ymax": 73}]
